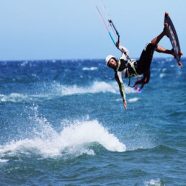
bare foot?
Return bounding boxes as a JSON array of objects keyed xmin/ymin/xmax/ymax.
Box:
[{"xmin": 178, "ymin": 51, "xmax": 183, "ymax": 57}]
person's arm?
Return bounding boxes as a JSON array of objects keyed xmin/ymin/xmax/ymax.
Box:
[
  {"xmin": 115, "ymin": 37, "xmax": 129, "ymax": 60},
  {"xmin": 134, "ymin": 71, "xmax": 150, "ymax": 91},
  {"xmin": 115, "ymin": 72, "xmax": 127, "ymax": 109},
  {"xmin": 108, "ymin": 19, "xmax": 129, "ymax": 57},
  {"xmin": 116, "ymin": 39, "xmax": 128, "ymax": 54}
]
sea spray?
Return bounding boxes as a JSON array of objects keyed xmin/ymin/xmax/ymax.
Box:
[
  {"xmin": 0, "ymin": 81, "xmax": 136, "ymax": 103},
  {"xmin": 0, "ymin": 107, "xmax": 126, "ymax": 158},
  {"xmin": 55, "ymin": 81, "xmax": 136, "ymax": 96}
]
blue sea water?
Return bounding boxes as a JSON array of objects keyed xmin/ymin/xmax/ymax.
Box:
[{"xmin": 0, "ymin": 58, "xmax": 186, "ymax": 186}]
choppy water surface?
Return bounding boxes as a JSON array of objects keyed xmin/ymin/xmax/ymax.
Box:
[{"xmin": 0, "ymin": 59, "xmax": 186, "ymax": 185}]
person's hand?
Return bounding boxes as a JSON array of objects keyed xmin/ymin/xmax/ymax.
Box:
[
  {"xmin": 123, "ymin": 100, "xmax": 127, "ymax": 110},
  {"xmin": 115, "ymin": 41, "xmax": 119, "ymax": 48}
]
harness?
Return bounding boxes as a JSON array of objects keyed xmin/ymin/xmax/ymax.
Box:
[
  {"xmin": 116, "ymin": 60, "xmax": 121, "ymax": 71},
  {"xmin": 117, "ymin": 59, "xmax": 138, "ymax": 86},
  {"xmin": 128, "ymin": 60, "xmax": 138, "ymax": 76}
]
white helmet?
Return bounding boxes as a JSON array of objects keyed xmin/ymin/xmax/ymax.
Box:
[{"xmin": 105, "ymin": 55, "xmax": 115, "ymax": 66}]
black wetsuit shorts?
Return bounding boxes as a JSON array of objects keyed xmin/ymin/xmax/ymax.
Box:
[{"xmin": 137, "ymin": 43, "xmax": 157, "ymax": 74}]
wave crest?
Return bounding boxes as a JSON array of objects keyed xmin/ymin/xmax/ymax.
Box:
[
  {"xmin": 57, "ymin": 81, "xmax": 136, "ymax": 96},
  {"xmin": 0, "ymin": 93, "xmax": 28, "ymax": 103},
  {"xmin": 0, "ymin": 110, "xmax": 126, "ymax": 158},
  {"xmin": 0, "ymin": 81, "xmax": 136, "ymax": 103}
]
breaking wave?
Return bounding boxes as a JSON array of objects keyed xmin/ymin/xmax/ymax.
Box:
[
  {"xmin": 0, "ymin": 107, "xmax": 126, "ymax": 159},
  {"xmin": 0, "ymin": 81, "xmax": 136, "ymax": 102}
]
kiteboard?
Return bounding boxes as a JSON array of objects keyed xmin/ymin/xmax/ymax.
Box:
[{"xmin": 164, "ymin": 12, "xmax": 182, "ymax": 64}]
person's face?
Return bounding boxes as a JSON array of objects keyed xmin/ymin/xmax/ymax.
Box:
[{"xmin": 108, "ymin": 58, "xmax": 117, "ymax": 69}]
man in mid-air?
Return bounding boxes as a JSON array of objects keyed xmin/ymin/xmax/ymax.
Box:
[{"xmin": 106, "ymin": 20, "xmax": 183, "ymax": 109}]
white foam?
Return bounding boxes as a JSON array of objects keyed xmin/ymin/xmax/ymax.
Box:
[
  {"xmin": 144, "ymin": 178, "xmax": 164, "ymax": 186},
  {"xmin": 0, "ymin": 159, "xmax": 8, "ymax": 163},
  {"xmin": 128, "ymin": 97, "xmax": 140, "ymax": 103},
  {"xmin": 0, "ymin": 113, "xmax": 126, "ymax": 158},
  {"xmin": 59, "ymin": 81, "xmax": 117, "ymax": 96},
  {"xmin": 59, "ymin": 120, "xmax": 126, "ymax": 152},
  {"xmin": 0, "ymin": 93, "xmax": 29, "ymax": 103},
  {"xmin": 0, "ymin": 81, "xmax": 137, "ymax": 103},
  {"xmin": 82, "ymin": 67, "xmax": 98, "ymax": 71},
  {"xmin": 162, "ymin": 68, "xmax": 167, "ymax": 72},
  {"xmin": 57, "ymin": 81, "xmax": 136, "ymax": 96},
  {"xmin": 159, "ymin": 73, "xmax": 166, "ymax": 78},
  {"xmin": 20, "ymin": 61, "xmax": 29, "ymax": 67}
]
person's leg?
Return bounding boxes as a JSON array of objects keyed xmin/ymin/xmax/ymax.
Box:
[
  {"xmin": 137, "ymin": 23, "xmax": 168, "ymax": 74},
  {"xmin": 156, "ymin": 45, "xmax": 174, "ymax": 55},
  {"xmin": 134, "ymin": 71, "xmax": 150, "ymax": 90},
  {"xmin": 134, "ymin": 25, "xmax": 168, "ymax": 89},
  {"xmin": 150, "ymin": 24, "xmax": 167, "ymax": 46},
  {"xmin": 156, "ymin": 45, "xmax": 183, "ymax": 59},
  {"xmin": 137, "ymin": 43, "xmax": 156, "ymax": 74}
]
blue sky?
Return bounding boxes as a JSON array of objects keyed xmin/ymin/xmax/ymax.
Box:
[{"xmin": 0, "ymin": 0, "xmax": 185, "ymax": 60}]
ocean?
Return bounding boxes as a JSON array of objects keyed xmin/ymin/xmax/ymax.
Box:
[{"xmin": 0, "ymin": 58, "xmax": 185, "ymax": 186}]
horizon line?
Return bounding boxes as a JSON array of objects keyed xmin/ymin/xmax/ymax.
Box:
[{"xmin": 0, "ymin": 56, "xmax": 185, "ymax": 62}]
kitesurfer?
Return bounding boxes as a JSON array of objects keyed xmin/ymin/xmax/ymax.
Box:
[{"xmin": 105, "ymin": 23, "xmax": 183, "ymax": 109}]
